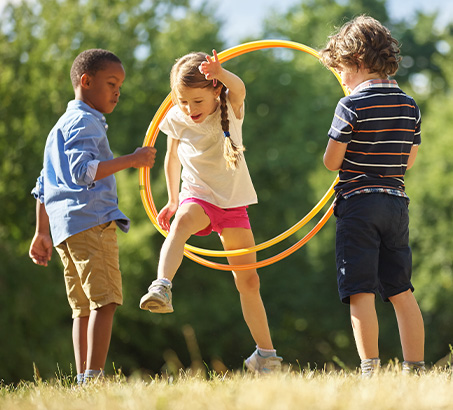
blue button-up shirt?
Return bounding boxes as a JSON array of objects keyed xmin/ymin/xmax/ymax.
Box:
[{"xmin": 32, "ymin": 100, "xmax": 130, "ymax": 246}]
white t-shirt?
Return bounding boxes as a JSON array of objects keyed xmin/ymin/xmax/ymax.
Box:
[{"xmin": 159, "ymin": 96, "xmax": 257, "ymax": 208}]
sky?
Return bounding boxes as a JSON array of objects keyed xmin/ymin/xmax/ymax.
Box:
[
  {"xmin": 1, "ymin": 0, "xmax": 452, "ymax": 46},
  {"xmin": 192, "ymin": 0, "xmax": 453, "ymax": 47}
]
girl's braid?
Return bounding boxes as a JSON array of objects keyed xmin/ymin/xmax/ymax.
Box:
[{"xmin": 219, "ymin": 86, "xmax": 244, "ymax": 170}]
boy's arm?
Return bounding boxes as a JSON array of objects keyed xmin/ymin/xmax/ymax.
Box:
[
  {"xmin": 94, "ymin": 146, "xmax": 156, "ymax": 181},
  {"xmin": 323, "ymin": 139, "xmax": 348, "ymax": 171},
  {"xmin": 29, "ymin": 200, "xmax": 53, "ymax": 266},
  {"xmin": 406, "ymin": 145, "xmax": 419, "ymax": 170}
]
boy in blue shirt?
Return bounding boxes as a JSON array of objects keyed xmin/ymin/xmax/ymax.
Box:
[
  {"xmin": 29, "ymin": 49, "xmax": 156, "ymax": 383},
  {"xmin": 319, "ymin": 16, "xmax": 425, "ymax": 376}
]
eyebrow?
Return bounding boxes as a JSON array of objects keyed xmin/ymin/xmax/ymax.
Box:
[{"xmin": 178, "ymin": 96, "xmax": 204, "ymax": 101}]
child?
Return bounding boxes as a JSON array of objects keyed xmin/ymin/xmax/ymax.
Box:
[
  {"xmin": 139, "ymin": 50, "xmax": 282, "ymax": 373},
  {"xmin": 29, "ymin": 49, "xmax": 156, "ymax": 384},
  {"xmin": 319, "ymin": 16, "xmax": 425, "ymax": 376}
]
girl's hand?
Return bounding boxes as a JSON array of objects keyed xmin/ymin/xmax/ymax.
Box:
[
  {"xmin": 157, "ymin": 202, "xmax": 178, "ymax": 232},
  {"xmin": 199, "ymin": 49, "xmax": 221, "ymax": 86}
]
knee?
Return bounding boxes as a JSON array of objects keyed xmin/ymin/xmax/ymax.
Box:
[
  {"xmin": 235, "ymin": 272, "xmax": 260, "ymax": 294},
  {"xmin": 171, "ymin": 212, "xmax": 198, "ymax": 237},
  {"xmin": 388, "ymin": 289, "xmax": 413, "ymax": 306}
]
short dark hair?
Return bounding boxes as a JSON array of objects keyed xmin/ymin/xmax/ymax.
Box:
[
  {"xmin": 70, "ymin": 49, "xmax": 122, "ymax": 88},
  {"xmin": 319, "ymin": 15, "xmax": 400, "ymax": 77}
]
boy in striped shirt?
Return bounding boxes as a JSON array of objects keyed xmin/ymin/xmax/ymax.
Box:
[{"xmin": 319, "ymin": 15, "xmax": 425, "ymax": 376}]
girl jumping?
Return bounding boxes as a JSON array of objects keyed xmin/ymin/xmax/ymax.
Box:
[{"xmin": 139, "ymin": 50, "xmax": 282, "ymax": 373}]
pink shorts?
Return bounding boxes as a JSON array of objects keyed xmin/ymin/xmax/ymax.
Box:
[{"xmin": 180, "ymin": 198, "xmax": 251, "ymax": 236}]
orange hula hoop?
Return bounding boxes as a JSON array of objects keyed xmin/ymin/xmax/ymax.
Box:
[{"xmin": 139, "ymin": 40, "xmax": 347, "ymax": 270}]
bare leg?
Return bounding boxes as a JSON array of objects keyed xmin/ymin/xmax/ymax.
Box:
[
  {"xmin": 389, "ymin": 289, "xmax": 424, "ymax": 362},
  {"xmin": 73, "ymin": 316, "xmax": 89, "ymax": 374},
  {"xmin": 350, "ymin": 293, "xmax": 379, "ymax": 360},
  {"xmin": 157, "ymin": 203, "xmax": 210, "ymax": 281},
  {"xmin": 220, "ymin": 228, "xmax": 273, "ymax": 350},
  {"xmin": 86, "ymin": 303, "xmax": 117, "ymax": 371}
]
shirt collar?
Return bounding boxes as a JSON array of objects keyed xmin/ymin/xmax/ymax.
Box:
[
  {"xmin": 67, "ymin": 100, "xmax": 106, "ymax": 122},
  {"xmin": 351, "ymin": 78, "xmax": 399, "ymax": 95}
]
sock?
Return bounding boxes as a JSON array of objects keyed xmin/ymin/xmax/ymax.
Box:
[
  {"xmin": 155, "ymin": 278, "xmax": 172, "ymax": 287},
  {"xmin": 361, "ymin": 358, "xmax": 380, "ymax": 375},
  {"xmin": 84, "ymin": 369, "xmax": 105, "ymax": 383},
  {"xmin": 257, "ymin": 346, "xmax": 277, "ymax": 358},
  {"xmin": 402, "ymin": 360, "xmax": 425, "ymax": 374},
  {"xmin": 76, "ymin": 373, "xmax": 84, "ymax": 385}
]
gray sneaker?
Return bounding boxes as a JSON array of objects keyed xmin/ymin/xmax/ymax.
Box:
[
  {"xmin": 402, "ymin": 360, "xmax": 425, "ymax": 375},
  {"xmin": 140, "ymin": 279, "xmax": 173, "ymax": 313},
  {"xmin": 245, "ymin": 349, "xmax": 282, "ymax": 373},
  {"xmin": 361, "ymin": 358, "xmax": 381, "ymax": 378}
]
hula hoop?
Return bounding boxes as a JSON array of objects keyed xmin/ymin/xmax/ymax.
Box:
[{"xmin": 139, "ymin": 40, "xmax": 346, "ymax": 270}]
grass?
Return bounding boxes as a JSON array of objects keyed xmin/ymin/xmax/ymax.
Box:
[{"xmin": 1, "ymin": 365, "xmax": 452, "ymax": 410}]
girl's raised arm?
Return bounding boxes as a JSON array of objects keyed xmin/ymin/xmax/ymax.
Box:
[{"xmin": 199, "ymin": 50, "xmax": 246, "ymax": 118}]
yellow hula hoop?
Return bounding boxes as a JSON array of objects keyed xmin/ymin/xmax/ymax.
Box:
[{"xmin": 139, "ymin": 40, "xmax": 346, "ymax": 269}]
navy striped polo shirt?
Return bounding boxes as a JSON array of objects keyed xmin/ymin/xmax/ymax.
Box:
[{"xmin": 328, "ymin": 79, "xmax": 421, "ymax": 198}]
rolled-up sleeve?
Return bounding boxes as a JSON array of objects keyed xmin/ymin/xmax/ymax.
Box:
[
  {"xmin": 31, "ymin": 171, "xmax": 45, "ymax": 203},
  {"xmin": 65, "ymin": 119, "xmax": 101, "ymax": 187}
]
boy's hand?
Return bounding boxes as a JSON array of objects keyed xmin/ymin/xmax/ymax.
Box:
[
  {"xmin": 199, "ymin": 49, "xmax": 222, "ymax": 86},
  {"xmin": 132, "ymin": 146, "xmax": 156, "ymax": 169},
  {"xmin": 29, "ymin": 233, "xmax": 53, "ymax": 266}
]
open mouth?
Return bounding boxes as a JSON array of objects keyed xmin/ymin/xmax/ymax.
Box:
[{"xmin": 191, "ymin": 113, "xmax": 202, "ymax": 121}]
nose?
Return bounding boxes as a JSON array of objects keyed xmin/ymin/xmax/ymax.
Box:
[{"xmin": 187, "ymin": 103, "xmax": 196, "ymax": 114}]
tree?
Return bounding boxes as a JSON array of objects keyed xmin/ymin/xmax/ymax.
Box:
[
  {"xmin": 0, "ymin": 0, "xmax": 223, "ymax": 382},
  {"xmin": 1, "ymin": 0, "xmax": 452, "ymax": 382}
]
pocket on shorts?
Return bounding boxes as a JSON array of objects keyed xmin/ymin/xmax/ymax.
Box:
[{"xmin": 392, "ymin": 199, "xmax": 409, "ymax": 248}]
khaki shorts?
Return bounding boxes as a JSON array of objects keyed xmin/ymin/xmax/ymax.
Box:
[{"xmin": 56, "ymin": 221, "xmax": 123, "ymax": 318}]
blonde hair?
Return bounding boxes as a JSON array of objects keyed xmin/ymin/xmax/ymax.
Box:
[
  {"xmin": 170, "ymin": 52, "xmax": 244, "ymax": 170},
  {"xmin": 319, "ymin": 15, "xmax": 401, "ymax": 77}
]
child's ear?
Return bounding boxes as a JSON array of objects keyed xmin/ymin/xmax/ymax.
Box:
[
  {"xmin": 214, "ymin": 84, "xmax": 223, "ymax": 98},
  {"xmin": 80, "ymin": 73, "xmax": 91, "ymax": 89}
]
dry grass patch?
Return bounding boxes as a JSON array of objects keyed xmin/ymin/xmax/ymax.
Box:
[{"xmin": 1, "ymin": 367, "xmax": 452, "ymax": 410}]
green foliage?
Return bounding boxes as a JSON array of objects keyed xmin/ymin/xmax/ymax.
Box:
[{"xmin": 1, "ymin": 0, "xmax": 453, "ymax": 383}]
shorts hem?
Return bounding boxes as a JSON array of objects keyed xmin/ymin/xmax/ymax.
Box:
[
  {"xmin": 340, "ymin": 290, "xmax": 376, "ymax": 305},
  {"xmin": 381, "ymin": 285, "xmax": 414, "ymax": 302},
  {"xmin": 90, "ymin": 296, "xmax": 123, "ymax": 310},
  {"xmin": 71, "ymin": 297, "xmax": 122, "ymax": 319}
]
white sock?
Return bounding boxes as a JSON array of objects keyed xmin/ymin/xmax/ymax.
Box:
[
  {"xmin": 154, "ymin": 278, "xmax": 172, "ymax": 287},
  {"xmin": 257, "ymin": 346, "xmax": 277, "ymax": 358}
]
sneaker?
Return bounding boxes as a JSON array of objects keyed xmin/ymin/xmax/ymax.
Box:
[
  {"xmin": 361, "ymin": 358, "xmax": 380, "ymax": 378},
  {"xmin": 245, "ymin": 349, "xmax": 283, "ymax": 373},
  {"xmin": 83, "ymin": 369, "xmax": 105, "ymax": 384},
  {"xmin": 402, "ymin": 360, "xmax": 425, "ymax": 375},
  {"xmin": 140, "ymin": 279, "xmax": 173, "ymax": 313}
]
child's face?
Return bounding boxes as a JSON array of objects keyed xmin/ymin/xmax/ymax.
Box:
[
  {"xmin": 81, "ymin": 61, "xmax": 125, "ymax": 114},
  {"xmin": 337, "ymin": 64, "xmax": 383, "ymax": 93},
  {"xmin": 174, "ymin": 86, "xmax": 221, "ymax": 124}
]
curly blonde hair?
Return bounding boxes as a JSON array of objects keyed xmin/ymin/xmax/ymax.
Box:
[
  {"xmin": 319, "ymin": 15, "xmax": 401, "ymax": 77},
  {"xmin": 170, "ymin": 52, "xmax": 244, "ymax": 170}
]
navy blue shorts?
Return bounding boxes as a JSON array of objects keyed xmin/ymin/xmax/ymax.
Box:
[{"xmin": 334, "ymin": 193, "xmax": 414, "ymax": 304}]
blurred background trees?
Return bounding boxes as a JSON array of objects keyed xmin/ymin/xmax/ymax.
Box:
[{"xmin": 1, "ymin": 0, "xmax": 452, "ymax": 383}]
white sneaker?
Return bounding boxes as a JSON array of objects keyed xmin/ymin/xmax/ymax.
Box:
[
  {"xmin": 402, "ymin": 360, "xmax": 425, "ymax": 375},
  {"xmin": 140, "ymin": 279, "xmax": 173, "ymax": 313},
  {"xmin": 245, "ymin": 349, "xmax": 282, "ymax": 373},
  {"xmin": 361, "ymin": 358, "xmax": 380, "ymax": 378}
]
